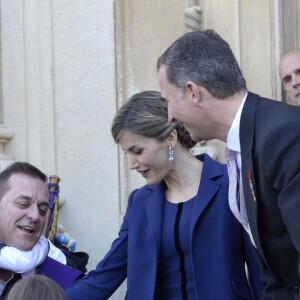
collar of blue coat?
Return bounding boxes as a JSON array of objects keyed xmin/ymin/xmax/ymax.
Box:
[{"xmin": 135, "ymin": 153, "xmax": 226, "ymax": 247}]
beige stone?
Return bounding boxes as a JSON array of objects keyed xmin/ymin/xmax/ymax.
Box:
[{"xmin": 0, "ymin": 1, "xmax": 299, "ymax": 298}]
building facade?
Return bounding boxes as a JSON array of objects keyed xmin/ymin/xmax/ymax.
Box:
[{"xmin": 1, "ymin": 0, "xmax": 299, "ymax": 298}]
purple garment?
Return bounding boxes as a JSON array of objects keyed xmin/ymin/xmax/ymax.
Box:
[{"xmin": 37, "ymin": 256, "xmax": 84, "ymax": 288}]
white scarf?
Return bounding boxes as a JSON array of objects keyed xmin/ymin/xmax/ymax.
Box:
[{"xmin": 0, "ymin": 235, "xmax": 66, "ymax": 274}]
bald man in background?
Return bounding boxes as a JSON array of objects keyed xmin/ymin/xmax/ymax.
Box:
[{"xmin": 278, "ymin": 49, "xmax": 300, "ymax": 106}]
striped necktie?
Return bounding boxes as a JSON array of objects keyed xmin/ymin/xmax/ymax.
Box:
[{"xmin": 225, "ymin": 147, "xmax": 244, "ymax": 225}]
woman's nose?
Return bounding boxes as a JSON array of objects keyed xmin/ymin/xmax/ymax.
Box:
[{"xmin": 128, "ymin": 155, "xmax": 139, "ymax": 170}]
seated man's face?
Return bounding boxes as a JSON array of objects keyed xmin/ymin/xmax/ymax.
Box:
[{"xmin": 0, "ymin": 174, "xmax": 49, "ymax": 251}]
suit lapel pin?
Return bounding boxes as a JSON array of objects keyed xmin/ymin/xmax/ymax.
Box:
[{"xmin": 248, "ymin": 170, "xmax": 257, "ymax": 203}]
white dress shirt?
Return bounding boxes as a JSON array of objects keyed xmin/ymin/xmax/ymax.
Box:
[{"xmin": 226, "ymin": 93, "xmax": 256, "ymax": 247}]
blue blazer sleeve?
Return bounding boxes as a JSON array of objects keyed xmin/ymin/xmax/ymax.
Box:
[{"xmin": 64, "ymin": 190, "xmax": 137, "ymax": 300}]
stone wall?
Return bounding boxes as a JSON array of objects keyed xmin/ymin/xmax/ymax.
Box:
[{"xmin": 1, "ymin": 1, "xmax": 299, "ymax": 299}]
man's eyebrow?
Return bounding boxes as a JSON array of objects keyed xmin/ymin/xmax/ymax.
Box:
[
  {"xmin": 39, "ymin": 199, "xmax": 50, "ymax": 206},
  {"xmin": 282, "ymin": 74, "xmax": 291, "ymax": 83},
  {"xmin": 283, "ymin": 68, "xmax": 300, "ymax": 82},
  {"xmin": 13, "ymin": 195, "xmax": 31, "ymax": 202},
  {"xmin": 13, "ymin": 195, "xmax": 49, "ymax": 206},
  {"xmin": 161, "ymin": 96, "xmax": 168, "ymax": 101}
]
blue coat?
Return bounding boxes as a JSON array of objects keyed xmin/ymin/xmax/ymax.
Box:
[{"xmin": 65, "ymin": 154, "xmax": 263, "ymax": 299}]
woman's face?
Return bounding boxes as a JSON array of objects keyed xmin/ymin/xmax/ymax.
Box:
[{"xmin": 119, "ymin": 131, "xmax": 171, "ymax": 185}]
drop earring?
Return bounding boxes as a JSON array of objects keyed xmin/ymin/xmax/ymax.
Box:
[{"xmin": 168, "ymin": 145, "xmax": 174, "ymax": 161}]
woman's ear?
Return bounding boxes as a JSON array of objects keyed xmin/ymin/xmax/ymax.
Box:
[{"xmin": 166, "ymin": 129, "xmax": 178, "ymax": 147}]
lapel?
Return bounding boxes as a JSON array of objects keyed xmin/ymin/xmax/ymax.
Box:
[
  {"xmin": 143, "ymin": 183, "xmax": 165, "ymax": 255},
  {"xmin": 143, "ymin": 154, "xmax": 222, "ymax": 251},
  {"xmin": 191, "ymin": 154, "xmax": 223, "ymax": 232},
  {"xmin": 239, "ymin": 92, "xmax": 264, "ymax": 254}
]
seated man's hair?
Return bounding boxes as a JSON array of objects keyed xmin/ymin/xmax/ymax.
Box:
[{"xmin": 0, "ymin": 162, "xmax": 47, "ymax": 201}]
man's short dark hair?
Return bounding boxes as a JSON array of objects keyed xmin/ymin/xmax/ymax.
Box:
[
  {"xmin": 0, "ymin": 162, "xmax": 48, "ymax": 201},
  {"xmin": 157, "ymin": 29, "xmax": 247, "ymax": 99}
]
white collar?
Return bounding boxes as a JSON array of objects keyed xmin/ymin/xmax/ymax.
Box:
[
  {"xmin": 226, "ymin": 93, "xmax": 247, "ymax": 152},
  {"xmin": 0, "ymin": 235, "xmax": 66, "ymax": 274}
]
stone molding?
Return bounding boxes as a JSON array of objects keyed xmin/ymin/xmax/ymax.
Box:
[{"xmin": 0, "ymin": 125, "xmax": 13, "ymax": 160}]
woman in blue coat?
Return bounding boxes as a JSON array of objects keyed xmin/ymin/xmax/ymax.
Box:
[{"xmin": 65, "ymin": 91, "xmax": 263, "ymax": 299}]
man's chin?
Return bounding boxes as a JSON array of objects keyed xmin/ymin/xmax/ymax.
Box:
[
  {"xmin": 295, "ymin": 95, "xmax": 300, "ymax": 107},
  {"xmin": 13, "ymin": 240, "xmax": 39, "ymax": 251},
  {"xmin": 190, "ymin": 132, "xmax": 202, "ymax": 143}
]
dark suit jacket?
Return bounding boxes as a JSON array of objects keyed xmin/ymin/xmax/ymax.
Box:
[
  {"xmin": 65, "ymin": 154, "xmax": 263, "ymax": 300},
  {"xmin": 240, "ymin": 92, "xmax": 300, "ymax": 299}
]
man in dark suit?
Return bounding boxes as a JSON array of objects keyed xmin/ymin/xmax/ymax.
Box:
[{"xmin": 157, "ymin": 29, "xmax": 300, "ymax": 299}]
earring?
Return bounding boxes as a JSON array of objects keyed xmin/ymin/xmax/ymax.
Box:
[{"xmin": 168, "ymin": 145, "xmax": 174, "ymax": 161}]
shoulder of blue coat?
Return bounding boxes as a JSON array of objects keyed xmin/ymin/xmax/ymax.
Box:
[{"xmin": 198, "ymin": 153, "xmax": 228, "ymax": 183}]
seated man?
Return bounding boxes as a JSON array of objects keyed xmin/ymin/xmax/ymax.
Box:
[{"xmin": 0, "ymin": 162, "xmax": 83, "ymax": 299}]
